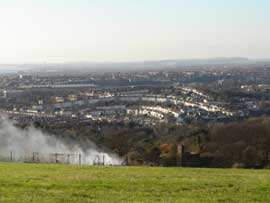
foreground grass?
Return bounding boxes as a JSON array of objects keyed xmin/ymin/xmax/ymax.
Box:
[{"xmin": 0, "ymin": 162, "xmax": 269, "ymax": 203}]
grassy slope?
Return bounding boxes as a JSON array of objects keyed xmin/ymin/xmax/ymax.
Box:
[{"xmin": 0, "ymin": 162, "xmax": 269, "ymax": 203}]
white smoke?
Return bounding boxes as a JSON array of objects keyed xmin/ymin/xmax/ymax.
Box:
[{"xmin": 0, "ymin": 120, "xmax": 123, "ymax": 165}]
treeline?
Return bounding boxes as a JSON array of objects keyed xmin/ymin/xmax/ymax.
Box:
[{"xmin": 35, "ymin": 117, "xmax": 270, "ymax": 168}]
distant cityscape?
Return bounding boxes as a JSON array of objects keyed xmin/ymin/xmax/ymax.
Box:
[
  {"xmin": 1, "ymin": 60, "xmax": 270, "ymax": 167},
  {"xmin": 1, "ymin": 60, "xmax": 270, "ymax": 126}
]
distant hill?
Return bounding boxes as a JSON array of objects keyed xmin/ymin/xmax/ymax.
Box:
[
  {"xmin": 142, "ymin": 57, "xmax": 252, "ymax": 67},
  {"xmin": 0, "ymin": 57, "xmax": 269, "ymax": 73}
]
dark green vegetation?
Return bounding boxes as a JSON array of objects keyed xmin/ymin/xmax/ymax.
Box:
[
  {"xmin": 0, "ymin": 162, "xmax": 270, "ymax": 203},
  {"xmin": 36, "ymin": 117, "xmax": 270, "ymax": 168}
]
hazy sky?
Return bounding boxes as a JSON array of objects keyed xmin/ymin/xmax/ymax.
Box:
[{"xmin": 0, "ymin": 0, "xmax": 270, "ymax": 63}]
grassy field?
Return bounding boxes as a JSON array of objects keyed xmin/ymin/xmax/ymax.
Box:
[{"xmin": 0, "ymin": 162, "xmax": 270, "ymax": 203}]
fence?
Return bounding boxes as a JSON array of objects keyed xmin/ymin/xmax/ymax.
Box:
[{"xmin": 0, "ymin": 151, "xmax": 109, "ymax": 165}]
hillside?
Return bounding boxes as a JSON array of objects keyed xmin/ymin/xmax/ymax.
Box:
[{"xmin": 0, "ymin": 162, "xmax": 269, "ymax": 203}]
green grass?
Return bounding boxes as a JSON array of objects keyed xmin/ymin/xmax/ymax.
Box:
[{"xmin": 0, "ymin": 162, "xmax": 269, "ymax": 203}]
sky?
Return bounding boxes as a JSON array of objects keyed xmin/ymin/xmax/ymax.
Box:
[{"xmin": 0, "ymin": 0, "xmax": 270, "ymax": 63}]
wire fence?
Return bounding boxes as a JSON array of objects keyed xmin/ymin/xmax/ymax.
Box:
[{"xmin": 0, "ymin": 151, "xmax": 111, "ymax": 165}]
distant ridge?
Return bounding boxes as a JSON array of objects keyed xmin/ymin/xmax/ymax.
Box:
[
  {"xmin": 142, "ymin": 57, "xmax": 252, "ymax": 66},
  {"xmin": 0, "ymin": 57, "xmax": 269, "ymax": 73}
]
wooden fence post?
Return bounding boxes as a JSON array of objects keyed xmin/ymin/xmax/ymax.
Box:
[
  {"xmin": 10, "ymin": 151, "xmax": 13, "ymax": 162},
  {"xmin": 79, "ymin": 154, "xmax": 81, "ymax": 165},
  {"xmin": 55, "ymin": 153, "xmax": 58, "ymax": 163}
]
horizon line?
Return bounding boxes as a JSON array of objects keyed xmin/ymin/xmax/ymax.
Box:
[{"xmin": 1, "ymin": 56, "xmax": 270, "ymax": 66}]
